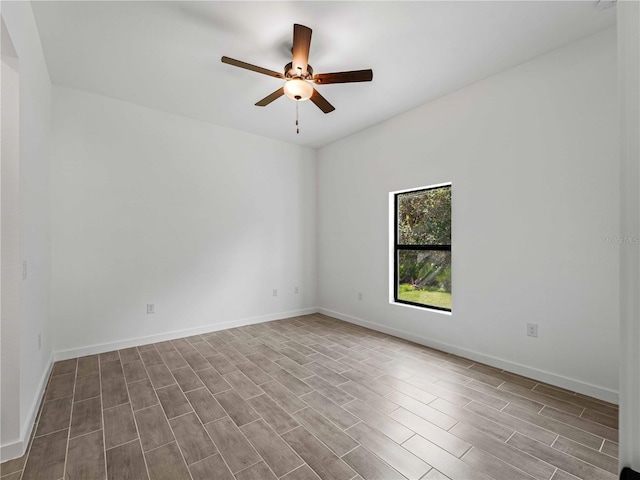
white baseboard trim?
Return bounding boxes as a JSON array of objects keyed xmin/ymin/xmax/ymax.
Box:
[
  {"xmin": 0, "ymin": 353, "xmax": 53, "ymax": 462},
  {"xmin": 1, "ymin": 308, "xmax": 319, "ymax": 462},
  {"xmin": 0, "ymin": 440, "xmax": 23, "ymax": 463},
  {"xmin": 319, "ymin": 308, "xmax": 619, "ymax": 404},
  {"xmin": 54, "ymin": 307, "xmax": 320, "ymax": 361}
]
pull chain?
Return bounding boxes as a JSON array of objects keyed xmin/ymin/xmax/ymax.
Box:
[{"xmin": 296, "ymin": 101, "xmax": 300, "ymax": 134}]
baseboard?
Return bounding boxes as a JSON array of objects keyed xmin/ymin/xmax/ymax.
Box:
[
  {"xmin": 0, "ymin": 440, "xmax": 23, "ymax": 463},
  {"xmin": 0, "ymin": 353, "xmax": 53, "ymax": 462},
  {"xmin": 2, "ymin": 308, "xmax": 319, "ymax": 462},
  {"xmin": 54, "ymin": 307, "xmax": 320, "ymax": 361},
  {"xmin": 319, "ymin": 308, "xmax": 619, "ymax": 404}
]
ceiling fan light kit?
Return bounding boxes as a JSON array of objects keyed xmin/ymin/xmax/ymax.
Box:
[
  {"xmin": 284, "ymin": 78, "xmax": 313, "ymax": 101},
  {"xmin": 222, "ymin": 23, "xmax": 373, "ymax": 133}
]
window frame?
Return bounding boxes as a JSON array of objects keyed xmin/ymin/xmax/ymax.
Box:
[{"xmin": 393, "ymin": 183, "xmax": 452, "ymax": 312}]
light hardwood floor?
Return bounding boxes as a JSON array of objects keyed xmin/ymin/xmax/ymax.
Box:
[{"xmin": 0, "ymin": 314, "xmax": 618, "ymax": 480}]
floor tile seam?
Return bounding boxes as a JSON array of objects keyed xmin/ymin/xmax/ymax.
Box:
[
  {"xmin": 221, "ymin": 374, "xmax": 266, "ymax": 400},
  {"xmin": 429, "ymin": 377, "xmax": 514, "ymax": 410},
  {"xmin": 533, "ymin": 384, "xmax": 581, "ymax": 399},
  {"xmin": 576, "ymin": 400, "xmax": 620, "ymax": 417},
  {"xmin": 73, "ymin": 390, "xmax": 101, "ymax": 403},
  {"xmin": 275, "ymin": 464, "xmax": 307, "ymax": 480},
  {"xmin": 103, "ymin": 437, "xmax": 142, "ymax": 453},
  {"xmin": 459, "ymin": 443, "xmax": 542, "ymax": 480},
  {"xmin": 545, "ymin": 394, "xmax": 616, "ymax": 419},
  {"xmin": 550, "ymin": 434, "xmax": 620, "ymax": 467},
  {"xmin": 61, "ymin": 363, "xmax": 79, "ymax": 480},
  {"xmin": 124, "ymin": 376, "xmax": 155, "ymax": 389},
  {"xmin": 535, "ymin": 384, "xmax": 619, "ymax": 414},
  {"xmin": 422, "ymin": 367, "xmax": 488, "ymax": 389},
  {"xmin": 277, "ymin": 422, "xmax": 358, "ymax": 478},
  {"xmin": 338, "ymin": 376, "xmax": 400, "ymax": 405},
  {"xmin": 16, "ymin": 364, "xmax": 55, "ymax": 480},
  {"xmin": 464, "ymin": 401, "xmax": 568, "ymax": 442},
  {"xmin": 0, "ymin": 461, "xmax": 23, "ymax": 478},
  {"xmin": 142, "ymin": 439, "xmax": 179, "ymax": 456},
  {"xmin": 68, "ymin": 424, "xmax": 104, "ymax": 442},
  {"xmin": 382, "ymin": 383, "xmax": 447, "ymax": 412},
  {"xmin": 292, "ymin": 404, "xmax": 368, "ymax": 453},
  {"xmin": 580, "ymin": 406, "xmax": 618, "ymax": 422},
  {"xmin": 41, "ymin": 392, "xmax": 74, "ymax": 407},
  {"xmin": 232, "ymin": 403, "xmax": 309, "ymax": 475},
  {"xmin": 598, "ymin": 445, "xmax": 620, "ymax": 460},
  {"xmin": 124, "ymin": 373, "xmax": 150, "ymax": 385},
  {"xmin": 580, "ymin": 409, "xmax": 619, "ymax": 429},
  {"xmin": 278, "ymin": 420, "xmax": 307, "ymax": 437},
  {"xmin": 1, "ymin": 473, "xmax": 22, "ymax": 480},
  {"xmin": 129, "ymin": 351, "xmax": 173, "ymax": 480},
  {"xmin": 337, "ymin": 444, "xmax": 360, "ymax": 459},
  {"xmin": 496, "ymin": 385, "xmax": 591, "ymax": 416},
  {"xmin": 98, "ymin": 362, "xmax": 112, "ymax": 480},
  {"xmin": 203, "ymin": 403, "xmax": 237, "ymax": 421},
  {"xmin": 75, "ymin": 369, "xmax": 99, "ymax": 380},
  {"xmin": 457, "ymin": 437, "xmax": 474, "ymax": 458},
  {"xmin": 234, "ymin": 457, "xmax": 279, "ymax": 478},
  {"xmin": 399, "ymin": 432, "xmax": 417, "ymax": 446},
  {"xmin": 200, "ymin": 417, "xmax": 259, "ymax": 476},
  {"xmin": 504, "ymin": 430, "xmax": 517, "ymax": 443},
  {"xmin": 187, "ymin": 451, "xmax": 221, "ymax": 471},
  {"xmin": 72, "ymin": 394, "xmax": 101, "ymax": 406},
  {"xmin": 187, "ymin": 434, "xmax": 234, "ymax": 478},
  {"xmin": 486, "ymin": 402, "xmax": 613, "ymax": 447},
  {"xmin": 537, "ymin": 408, "xmax": 619, "ymax": 442},
  {"xmin": 508, "ymin": 431, "xmax": 620, "ymax": 476},
  {"xmin": 118, "ymin": 352, "xmax": 142, "ymax": 365},
  {"xmin": 346, "ymin": 430, "xmax": 423, "ymax": 480},
  {"xmin": 33, "ymin": 425, "xmax": 71, "ymax": 439},
  {"xmin": 166, "ymin": 371, "xmax": 241, "ymax": 478},
  {"xmin": 340, "ymin": 398, "xmax": 413, "ymax": 442},
  {"xmin": 500, "ymin": 401, "xmax": 513, "ymax": 413}
]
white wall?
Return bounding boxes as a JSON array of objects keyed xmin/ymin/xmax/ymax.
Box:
[
  {"xmin": 317, "ymin": 29, "xmax": 619, "ymax": 402},
  {"xmin": 0, "ymin": 1, "xmax": 52, "ymax": 461},
  {"xmin": 1, "ymin": 19, "xmax": 21, "ymax": 458},
  {"xmin": 50, "ymin": 86, "xmax": 317, "ymax": 356},
  {"xmin": 618, "ymin": 0, "xmax": 640, "ymax": 473}
]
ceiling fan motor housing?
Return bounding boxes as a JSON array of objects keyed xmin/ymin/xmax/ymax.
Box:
[{"xmin": 284, "ymin": 62, "xmax": 313, "ymax": 79}]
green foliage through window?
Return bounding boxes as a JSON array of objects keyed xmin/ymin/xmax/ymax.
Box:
[{"xmin": 395, "ymin": 185, "xmax": 451, "ymax": 311}]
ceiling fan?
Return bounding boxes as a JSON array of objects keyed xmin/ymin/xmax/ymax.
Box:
[{"xmin": 221, "ymin": 24, "xmax": 373, "ymax": 120}]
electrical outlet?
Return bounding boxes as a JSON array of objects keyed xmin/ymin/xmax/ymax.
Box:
[
  {"xmin": 294, "ymin": 286, "xmax": 299, "ymax": 294},
  {"xmin": 147, "ymin": 304, "xmax": 155, "ymax": 314},
  {"xmin": 37, "ymin": 334, "xmax": 41, "ymax": 351},
  {"xmin": 358, "ymin": 292, "xmax": 363, "ymax": 301},
  {"xmin": 527, "ymin": 323, "xmax": 538, "ymax": 338},
  {"xmin": 22, "ymin": 261, "xmax": 27, "ymax": 280},
  {"xmin": 273, "ymin": 289, "xmax": 278, "ymax": 297}
]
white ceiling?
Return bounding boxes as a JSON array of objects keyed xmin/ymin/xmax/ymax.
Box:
[{"xmin": 31, "ymin": 1, "xmax": 615, "ymax": 148}]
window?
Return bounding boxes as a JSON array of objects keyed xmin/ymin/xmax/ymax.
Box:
[{"xmin": 393, "ymin": 184, "xmax": 451, "ymax": 311}]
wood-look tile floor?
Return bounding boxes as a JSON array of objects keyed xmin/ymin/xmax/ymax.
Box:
[{"xmin": 1, "ymin": 314, "xmax": 619, "ymax": 480}]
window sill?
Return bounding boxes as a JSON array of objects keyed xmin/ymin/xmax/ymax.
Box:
[{"xmin": 390, "ymin": 301, "xmax": 452, "ymax": 316}]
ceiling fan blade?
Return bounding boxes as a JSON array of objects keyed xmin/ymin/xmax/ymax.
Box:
[
  {"xmin": 310, "ymin": 88, "xmax": 335, "ymax": 114},
  {"xmin": 313, "ymin": 69, "xmax": 373, "ymax": 84},
  {"xmin": 221, "ymin": 56, "xmax": 283, "ymax": 78},
  {"xmin": 292, "ymin": 24, "xmax": 312, "ymax": 75},
  {"xmin": 255, "ymin": 87, "xmax": 285, "ymax": 107}
]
